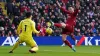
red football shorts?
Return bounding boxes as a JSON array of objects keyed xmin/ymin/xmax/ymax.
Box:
[{"xmin": 62, "ymin": 24, "xmax": 74, "ymax": 34}]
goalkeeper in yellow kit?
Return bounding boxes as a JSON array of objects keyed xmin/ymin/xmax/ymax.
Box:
[{"xmin": 9, "ymin": 12, "xmax": 39, "ymax": 53}]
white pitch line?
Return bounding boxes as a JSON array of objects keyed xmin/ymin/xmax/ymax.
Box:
[{"xmin": 40, "ymin": 50, "xmax": 100, "ymax": 54}]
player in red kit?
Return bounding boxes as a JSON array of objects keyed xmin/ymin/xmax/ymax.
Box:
[{"xmin": 53, "ymin": 0, "xmax": 80, "ymax": 52}]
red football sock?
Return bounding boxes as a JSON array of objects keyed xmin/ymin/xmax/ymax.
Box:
[
  {"xmin": 64, "ymin": 40, "xmax": 72, "ymax": 48},
  {"xmin": 70, "ymin": 34, "xmax": 76, "ymax": 41},
  {"xmin": 54, "ymin": 23, "xmax": 62, "ymax": 28}
]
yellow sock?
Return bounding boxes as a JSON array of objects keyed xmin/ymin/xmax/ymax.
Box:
[
  {"xmin": 11, "ymin": 42, "xmax": 20, "ymax": 51},
  {"xmin": 31, "ymin": 47, "xmax": 39, "ymax": 51}
]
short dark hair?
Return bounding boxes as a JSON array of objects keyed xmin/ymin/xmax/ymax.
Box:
[{"xmin": 26, "ymin": 12, "xmax": 32, "ymax": 18}]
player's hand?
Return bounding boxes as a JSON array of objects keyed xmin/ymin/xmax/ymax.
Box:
[
  {"xmin": 56, "ymin": 0, "xmax": 61, "ymax": 8},
  {"xmin": 76, "ymin": 0, "xmax": 80, "ymax": 9}
]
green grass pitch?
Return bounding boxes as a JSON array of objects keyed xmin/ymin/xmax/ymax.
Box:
[{"xmin": 0, "ymin": 46, "xmax": 100, "ymax": 56}]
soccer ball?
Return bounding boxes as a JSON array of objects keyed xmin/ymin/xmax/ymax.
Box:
[{"xmin": 46, "ymin": 28, "xmax": 53, "ymax": 35}]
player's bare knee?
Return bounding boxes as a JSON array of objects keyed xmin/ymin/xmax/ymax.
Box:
[{"xmin": 61, "ymin": 23, "xmax": 66, "ymax": 28}]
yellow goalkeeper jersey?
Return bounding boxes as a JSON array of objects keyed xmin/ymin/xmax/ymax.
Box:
[{"xmin": 17, "ymin": 18, "xmax": 39, "ymax": 39}]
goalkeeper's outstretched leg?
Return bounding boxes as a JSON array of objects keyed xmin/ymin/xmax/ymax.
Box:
[{"xmin": 9, "ymin": 41, "xmax": 20, "ymax": 53}]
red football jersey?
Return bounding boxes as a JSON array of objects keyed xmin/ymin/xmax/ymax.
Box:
[{"xmin": 60, "ymin": 7, "xmax": 79, "ymax": 26}]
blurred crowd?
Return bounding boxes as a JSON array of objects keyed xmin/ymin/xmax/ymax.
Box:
[{"xmin": 0, "ymin": 0, "xmax": 100, "ymax": 37}]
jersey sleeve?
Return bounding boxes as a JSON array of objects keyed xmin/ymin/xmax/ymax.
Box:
[
  {"xmin": 32, "ymin": 21, "xmax": 39, "ymax": 34},
  {"xmin": 73, "ymin": 9, "xmax": 79, "ymax": 16},
  {"xmin": 17, "ymin": 21, "xmax": 22, "ymax": 35},
  {"xmin": 60, "ymin": 7, "xmax": 71, "ymax": 14}
]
